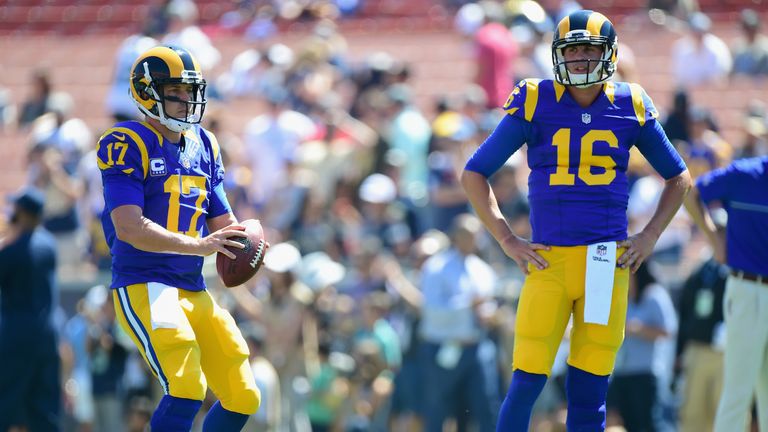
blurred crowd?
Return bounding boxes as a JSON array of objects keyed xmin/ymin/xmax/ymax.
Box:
[{"xmin": 1, "ymin": 0, "xmax": 767, "ymax": 431}]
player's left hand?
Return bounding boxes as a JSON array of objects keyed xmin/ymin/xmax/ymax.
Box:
[{"xmin": 617, "ymin": 230, "xmax": 658, "ymax": 273}]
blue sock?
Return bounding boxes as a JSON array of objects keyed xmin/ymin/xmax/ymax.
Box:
[
  {"xmin": 496, "ymin": 369, "xmax": 548, "ymax": 432},
  {"xmin": 565, "ymin": 365, "xmax": 610, "ymax": 432},
  {"xmin": 202, "ymin": 401, "xmax": 250, "ymax": 432},
  {"xmin": 150, "ymin": 395, "xmax": 202, "ymax": 432}
]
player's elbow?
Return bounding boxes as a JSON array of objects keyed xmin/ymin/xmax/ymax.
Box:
[
  {"xmin": 460, "ymin": 168, "xmax": 487, "ymax": 190},
  {"xmin": 670, "ymin": 169, "xmax": 692, "ymax": 195},
  {"xmin": 113, "ymin": 220, "xmax": 141, "ymax": 244},
  {"xmin": 110, "ymin": 206, "xmax": 146, "ymax": 245},
  {"xmin": 680, "ymin": 169, "xmax": 693, "ymax": 194}
]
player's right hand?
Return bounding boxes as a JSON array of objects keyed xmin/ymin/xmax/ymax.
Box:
[
  {"xmin": 499, "ymin": 234, "xmax": 550, "ymax": 275},
  {"xmin": 198, "ymin": 226, "xmax": 248, "ymax": 259}
]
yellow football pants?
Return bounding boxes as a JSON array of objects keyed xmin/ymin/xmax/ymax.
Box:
[
  {"xmin": 113, "ymin": 283, "xmax": 260, "ymax": 415},
  {"xmin": 513, "ymin": 245, "xmax": 629, "ymax": 376}
]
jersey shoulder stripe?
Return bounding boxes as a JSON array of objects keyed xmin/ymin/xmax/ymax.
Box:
[
  {"xmin": 97, "ymin": 122, "xmax": 154, "ymax": 179},
  {"xmin": 626, "ymin": 82, "xmax": 659, "ymax": 127},
  {"xmin": 197, "ymin": 127, "xmax": 220, "ymax": 162},
  {"xmin": 502, "ymin": 78, "xmax": 544, "ymax": 121},
  {"xmin": 139, "ymin": 121, "xmax": 164, "ymax": 147}
]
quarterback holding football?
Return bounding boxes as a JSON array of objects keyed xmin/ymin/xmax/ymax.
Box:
[{"xmin": 97, "ymin": 45, "xmax": 261, "ymax": 431}]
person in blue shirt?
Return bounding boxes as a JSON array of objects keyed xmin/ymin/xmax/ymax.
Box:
[
  {"xmin": 418, "ymin": 213, "xmax": 500, "ymax": 432},
  {"xmin": 685, "ymin": 156, "xmax": 768, "ymax": 432},
  {"xmin": 0, "ymin": 187, "xmax": 60, "ymax": 431},
  {"xmin": 97, "ymin": 45, "xmax": 260, "ymax": 431},
  {"xmin": 462, "ymin": 10, "xmax": 691, "ymax": 431}
]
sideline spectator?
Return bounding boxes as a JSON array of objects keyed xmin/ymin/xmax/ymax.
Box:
[
  {"xmin": 418, "ymin": 213, "xmax": 499, "ymax": 432},
  {"xmin": 685, "ymin": 155, "xmax": 768, "ymax": 432},
  {"xmin": 0, "ymin": 188, "xmax": 60, "ymax": 431},
  {"xmin": 607, "ymin": 262, "xmax": 678, "ymax": 432},
  {"xmin": 672, "ymin": 12, "xmax": 732, "ymax": 87},
  {"xmin": 675, "ymin": 244, "xmax": 729, "ymax": 432},
  {"xmin": 106, "ymin": 23, "xmax": 164, "ymax": 122},
  {"xmin": 731, "ymin": 8, "xmax": 768, "ymax": 78},
  {"xmin": 18, "ymin": 68, "xmax": 54, "ymax": 128}
]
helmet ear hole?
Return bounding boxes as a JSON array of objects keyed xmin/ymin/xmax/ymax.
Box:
[{"xmin": 133, "ymin": 80, "xmax": 151, "ymax": 101}]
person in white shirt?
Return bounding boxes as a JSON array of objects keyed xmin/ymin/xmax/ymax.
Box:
[
  {"xmin": 418, "ymin": 213, "xmax": 500, "ymax": 432},
  {"xmin": 106, "ymin": 24, "xmax": 162, "ymax": 122},
  {"xmin": 162, "ymin": 0, "xmax": 221, "ymax": 73},
  {"xmin": 671, "ymin": 12, "xmax": 732, "ymax": 87}
]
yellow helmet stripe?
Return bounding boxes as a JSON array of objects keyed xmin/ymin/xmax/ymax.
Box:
[
  {"xmin": 159, "ymin": 46, "xmax": 184, "ymax": 78},
  {"xmin": 558, "ymin": 16, "xmax": 571, "ymax": 38},
  {"xmin": 586, "ymin": 12, "xmax": 609, "ymax": 37},
  {"xmin": 524, "ymin": 79, "xmax": 541, "ymax": 121},
  {"xmin": 628, "ymin": 83, "xmax": 647, "ymax": 126},
  {"xmin": 189, "ymin": 52, "xmax": 201, "ymax": 73}
]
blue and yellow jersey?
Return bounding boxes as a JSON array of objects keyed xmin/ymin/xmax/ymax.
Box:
[
  {"xmin": 97, "ymin": 121, "xmax": 231, "ymax": 291},
  {"xmin": 466, "ymin": 79, "xmax": 686, "ymax": 246}
]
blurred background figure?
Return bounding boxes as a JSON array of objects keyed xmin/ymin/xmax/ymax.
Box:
[
  {"xmin": 125, "ymin": 397, "xmax": 153, "ymax": 432},
  {"xmin": 17, "ymin": 68, "xmax": 55, "ymax": 129},
  {"xmin": 162, "ymin": 0, "xmax": 221, "ymax": 74},
  {"xmin": 243, "ymin": 323, "xmax": 281, "ymax": 432},
  {"xmin": 86, "ymin": 285, "xmax": 130, "ymax": 432},
  {"xmin": 730, "ymin": 8, "xmax": 768, "ymax": 78},
  {"xmin": 662, "ymin": 89, "xmax": 692, "ymax": 144},
  {"xmin": 418, "ymin": 213, "xmax": 500, "ymax": 432},
  {"xmin": 678, "ymin": 108, "xmax": 732, "ymax": 180},
  {"xmin": 471, "ymin": 1, "xmax": 519, "ymax": 109},
  {"xmin": 0, "ymin": 188, "xmax": 61, "ymax": 431},
  {"xmin": 60, "ymin": 294, "xmax": 97, "ymax": 432},
  {"xmin": 671, "ymin": 12, "xmax": 732, "ymax": 87},
  {"xmin": 231, "ymin": 241, "xmax": 312, "ymax": 431},
  {"xmin": 685, "ymin": 153, "xmax": 768, "ymax": 432},
  {"xmin": 105, "ymin": 22, "xmax": 164, "ymax": 122},
  {"xmin": 305, "ymin": 336, "xmax": 347, "ymax": 432},
  {"xmin": 607, "ymin": 262, "xmax": 678, "ymax": 432},
  {"xmin": 675, "ymin": 215, "xmax": 729, "ymax": 432}
]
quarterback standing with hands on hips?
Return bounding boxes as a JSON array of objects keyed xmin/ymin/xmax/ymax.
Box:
[
  {"xmin": 97, "ymin": 45, "xmax": 260, "ymax": 431},
  {"xmin": 461, "ymin": 10, "xmax": 691, "ymax": 432}
]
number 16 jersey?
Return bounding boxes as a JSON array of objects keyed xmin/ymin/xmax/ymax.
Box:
[
  {"xmin": 465, "ymin": 79, "xmax": 687, "ymax": 246},
  {"xmin": 97, "ymin": 121, "xmax": 232, "ymax": 291}
]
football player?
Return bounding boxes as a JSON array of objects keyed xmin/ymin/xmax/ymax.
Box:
[
  {"xmin": 97, "ymin": 45, "xmax": 260, "ymax": 431},
  {"xmin": 461, "ymin": 10, "xmax": 692, "ymax": 431}
]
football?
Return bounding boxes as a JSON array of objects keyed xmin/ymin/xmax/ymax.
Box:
[{"xmin": 216, "ymin": 219, "xmax": 267, "ymax": 287}]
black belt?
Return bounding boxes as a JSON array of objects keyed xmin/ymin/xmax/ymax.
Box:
[{"xmin": 731, "ymin": 270, "xmax": 768, "ymax": 285}]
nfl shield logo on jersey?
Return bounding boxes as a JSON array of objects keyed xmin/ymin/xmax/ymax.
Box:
[{"xmin": 582, "ymin": 113, "xmax": 592, "ymax": 124}]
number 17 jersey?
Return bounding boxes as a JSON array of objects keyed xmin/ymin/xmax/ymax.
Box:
[
  {"xmin": 466, "ymin": 79, "xmax": 686, "ymax": 246},
  {"xmin": 97, "ymin": 121, "xmax": 232, "ymax": 291}
]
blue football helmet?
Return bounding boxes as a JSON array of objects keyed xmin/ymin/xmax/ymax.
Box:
[{"xmin": 552, "ymin": 10, "xmax": 618, "ymax": 88}]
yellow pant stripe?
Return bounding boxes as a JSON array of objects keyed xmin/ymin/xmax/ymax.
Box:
[{"xmin": 114, "ymin": 286, "xmax": 169, "ymax": 393}]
